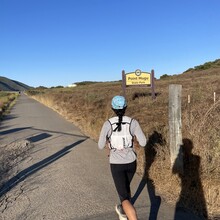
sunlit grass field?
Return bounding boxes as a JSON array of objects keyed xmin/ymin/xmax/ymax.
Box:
[{"xmin": 26, "ymin": 68, "xmax": 219, "ymax": 218}]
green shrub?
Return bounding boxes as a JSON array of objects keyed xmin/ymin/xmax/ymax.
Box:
[{"xmin": 160, "ymin": 74, "xmax": 171, "ymax": 79}]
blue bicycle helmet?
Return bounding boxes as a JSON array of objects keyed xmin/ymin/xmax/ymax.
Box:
[{"xmin": 111, "ymin": 96, "xmax": 127, "ymax": 109}]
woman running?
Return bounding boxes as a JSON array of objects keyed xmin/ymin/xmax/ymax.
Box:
[{"xmin": 98, "ymin": 95, "xmax": 147, "ymax": 220}]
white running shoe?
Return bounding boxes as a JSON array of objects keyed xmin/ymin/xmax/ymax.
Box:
[{"xmin": 115, "ymin": 204, "xmax": 128, "ymax": 220}]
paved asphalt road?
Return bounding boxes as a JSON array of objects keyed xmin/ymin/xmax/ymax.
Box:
[{"xmin": 0, "ymin": 94, "xmax": 202, "ymax": 220}]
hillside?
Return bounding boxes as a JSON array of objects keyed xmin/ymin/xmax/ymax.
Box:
[
  {"xmin": 26, "ymin": 59, "xmax": 220, "ymax": 218},
  {"xmin": 184, "ymin": 58, "xmax": 220, "ymax": 72},
  {"xmin": 0, "ymin": 76, "xmax": 33, "ymax": 91}
]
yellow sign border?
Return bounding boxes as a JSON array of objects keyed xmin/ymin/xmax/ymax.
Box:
[{"xmin": 125, "ymin": 71, "xmax": 151, "ymax": 86}]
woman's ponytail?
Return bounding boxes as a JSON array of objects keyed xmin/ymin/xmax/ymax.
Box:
[{"xmin": 112, "ymin": 107, "xmax": 126, "ymax": 132}]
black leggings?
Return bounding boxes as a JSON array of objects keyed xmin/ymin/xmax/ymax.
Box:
[{"xmin": 110, "ymin": 160, "xmax": 137, "ymax": 202}]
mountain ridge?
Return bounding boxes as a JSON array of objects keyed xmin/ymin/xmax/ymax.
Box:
[
  {"xmin": 0, "ymin": 76, "xmax": 33, "ymax": 91},
  {"xmin": 1, "ymin": 59, "xmax": 219, "ymax": 91}
]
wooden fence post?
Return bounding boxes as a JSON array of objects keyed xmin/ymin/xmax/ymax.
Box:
[
  {"xmin": 169, "ymin": 84, "xmax": 183, "ymax": 174},
  {"xmin": 122, "ymin": 70, "xmax": 126, "ymax": 97},
  {"xmin": 151, "ymin": 69, "xmax": 156, "ymax": 99},
  {"xmin": 187, "ymin": 94, "xmax": 191, "ymax": 128}
]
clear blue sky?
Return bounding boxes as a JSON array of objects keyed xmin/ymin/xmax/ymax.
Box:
[{"xmin": 1, "ymin": 0, "xmax": 220, "ymax": 87}]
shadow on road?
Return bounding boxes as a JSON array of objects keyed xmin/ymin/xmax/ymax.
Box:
[
  {"xmin": 1, "ymin": 114, "xmax": 18, "ymax": 121},
  {"xmin": 173, "ymin": 138, "xmax": 208, "ymax": 220},
  {"xmin": 27, "ymin": 133, "xmax": 53, "ymax": 142},
  {"xmin": 0, "ymin": 126, "xmax": 32, "ymax": 136},
  {"xmin": 131, "ymin": 131, "xmax": 165, "ymax": 220},
  {"xmin": 0, "ymin": 126, "xmax": 87, "ymax": 139},
  {"xmin": 0, "ymin": 138, "xmax": 87, "ymax": 198}
]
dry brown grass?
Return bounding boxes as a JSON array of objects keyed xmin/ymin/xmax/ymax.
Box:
[
  {"xmin": 0, "ymin": 92, "xmax": 19, "ymax": 119},
  {"xmin": 27, "ymin": 68, "xmax": 220, "ymax": 218}
]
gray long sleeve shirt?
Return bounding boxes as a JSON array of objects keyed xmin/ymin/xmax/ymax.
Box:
[{"xmin": 98, "ymin": 116, "xmax": 147, "ymax": 164}]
